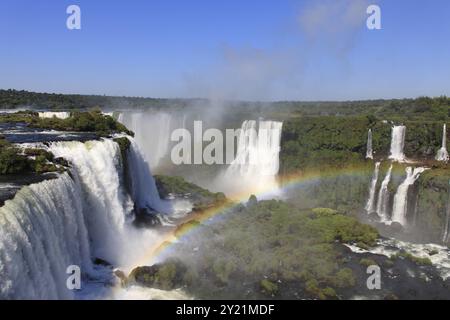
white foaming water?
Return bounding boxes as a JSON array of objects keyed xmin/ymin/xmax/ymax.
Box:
[
  {"xmin": 345, "ymin": 239, "xmax": 450, "ymax": 280},
  {"xmin": 366, "ymin": 129, "xmax": 373, "ymax": 159},
  {"xmin": 436, "ymin": 124, "xmax": 449, "ymax": 162},
  {"xmin": 38, "ymin": 112, "xmax": 71, "ymax": 119},
  {"xmin": 102, "ymin": 112, "xmax": 114, "ymax": 117},
  {"xmin": 109, "ymin": 286, "xmax": 191, "ymax": 300},
  {"xmin": 127, "ymin": 137, "xmax": 170, "ymax": 213},
  {"xmin": 221, "ymin": 120, "xmax": 283, "ymax": 199},
  {"xmin": 50, "ymin": 139, "xmax": 132, "ymax": 264},
  {"xmin": 389, "ymin": 125, "xmax": 406, "ymax": 162},
  {"xmin": 376, "ymin": 164, "xmax": 393, "ymax": 221},
  {"xmin": 49, "ymin": 139, "xmax": 165, "ymax": 267},
  {"xmin": 365, "ymin": 162, "xmax": 380, "ymax": 214},
  {"xmin": 0, "ymin": 138, "xmax": 192, "ymax": 299},
  {"xmin": 0, "ymin": 173, "xmax": 92, "ymax": 299},
  {"xmin": 118, "ymin": 112, "xmax": 187, "ymax": 170},
  {"xmin": 391, "ymin": 167, "xmax": 426, "ymax": 226}
]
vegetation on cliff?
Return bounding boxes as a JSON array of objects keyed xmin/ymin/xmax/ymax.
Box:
[
  {"xmin": 0, "ymin": 136, "xmax": 29, "ymax": 174},
  {"xmin": 280, "ymin": 116, "xmax": 447, "ymax": 175},
  {"xmin": 0, "ymin": 137, "xmax": 63, "ymax": 175},
  {"xmin": 0, "ymin": 109, "xmax": 133, "ymax": 137},
  {"xmin": 0, "ymin": 110, "xmax": 133, "ymax": 176}
]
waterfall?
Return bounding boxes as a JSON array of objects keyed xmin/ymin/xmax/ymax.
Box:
[
  {"xmin": 366, "ymin": 129, "xmax": 373, "ymax": 159},
  {"xmin": 126, "ymin": 137, "xmax": 169, "ymax": 213},
  {"xmin": 118, "ymin": 112, "xmax": 187, "ymax": 170},
  {"xmin": 0, "ymin": 138, "xmax": 166, "ymax": 298},
  {"xmin": 38, "ymin": 112, "xmax": 71, "ymax": 119},
  {"xmin": 0, "ymin": 173, "xmax": 92, "ymax": 299},
  {"xmin": 389, "ymin": 125, "xmax": 406, "ymax": 162},
  {"xmin": 376, "ymin": 164, "xmax": 393, "ymax": 221},
  {"xmin": 443, "ymin": 182, "xmax": 450, "ymax": 243},
  {"xmin": 436, "ymin": 124, "xmax": 449, "ymax": 162},
  {"xmin": 391, "ymin": 167, "xmax": 426, "ymax": 226},
  {"xmin": 365, "ymin": 162, "xmax": 380, "ymax": 214},
  {"xmin": 221, "ymin": 120, "xmax": 283, "ymax": 198},
  {"xmin": 49, "ymin": 139, "xmax": 163, "ymax": 266}
]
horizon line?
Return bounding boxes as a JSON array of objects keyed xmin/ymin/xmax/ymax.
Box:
[{"xmin": 1, "ymin": 87, "xmax": 448, "ymax": 105}]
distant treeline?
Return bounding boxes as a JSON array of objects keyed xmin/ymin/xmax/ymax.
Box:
[
  {"xmin": 272, "ymin": 96, "xmax": 450, "ymax": 121},
  {"xmin": 1, "ymin": 89, "xmax": 449, "ymax": 121},
  {"xmin": 0, "ymin": 89, "xmax": 200, "ymax": 110}
]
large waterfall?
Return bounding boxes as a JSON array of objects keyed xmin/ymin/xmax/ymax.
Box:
[
  {"xmin": 118, "ymin": 112, "xmax": 187, "ymax": 170},
  {"xmin": 221, "ymin": 120, "xmax": 283, "ymax": 198},
  {"xmin": 0, "ymin": 138, "xmax": 166, "ymax": 299},
  {"xmin": 126, "ymin": 138, "xmax": 170, "ymax": 213},
  {"xmin": 443, "ymin": 188, "xmax": 450, "ymax": 243},
  {"xmin": 391, "ymin": 167, "xmax": 426, "ymax": 226},
  {"xmin": 0, "ymin": 173, "xmax": 93, "ymax": 299},
  {"xmin": 49, "ymin": 139, "xmax": 133, "ymax": 263},
  {"xmin": 366, "ymin": 129, "xmax": 373, "ymax": 159},
  {"xmin": 375, "ymin": 164, "xmax": 393, "ymax": 221},
  {"xmin": 436, "ymin": 124, "xmax": 449, "ymax": 162},
  {"xmin": 389, "ymin": 125, "xmax": 406, "ymax": 162},
  {"xmin": 365, "ymin": 162, "xmax": 380, "ymax": 214}
]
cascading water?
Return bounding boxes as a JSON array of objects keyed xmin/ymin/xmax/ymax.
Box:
[
  {"xmin": 0, "ymin": 173, "xmax": 93, "ymax": 299},
  {"xmin": 49, "ymin": 139, "xmax": 165, "ymax": 266},
  {"xmin": 0, "ymin": 138, "xmax": 170, "ymax": 299},
  {"xmin": 366, "ymin": 129, "xmax": 373, "ymax": 159},
  {"xmin": 376, "ymin": 164, "xmax": 393, "ymax": 221},
  {"xmin": 443, "ymin": 182, "xmax": 450, "ymax": 243},
  {"xmin": 436, "ymin": 124, "xmax": 449, "ymax": 162},
  {"xmin": 365, "ymin": 162, "xmax": 380, "ymax": 214},
  {"xmin": 126, "ymin": 137, "xmax": 170, "ymax": 213},
  {"xmin": 389, "ymin": 125, "xmax": 406, "ymax": 162},
  {"xmin": 117, "ymin": 112, "xmax": 187, "ymax": 170},
  {"xmin": 38, "ymin": 112, "xmax": 71, "ymax": 119},
  {"xmin": 391, "ymin": 167, "xmax": 426, "ymax": 226},
  {"xmin": 49, "ymin": 139, "xmax": 132, "ymax": 263},
  {"xmin": 221, "ymin": 120, "xmax": 283, "ymax": 198}
]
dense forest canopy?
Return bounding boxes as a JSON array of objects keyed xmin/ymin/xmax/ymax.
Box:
[
  {"xmin": 0, "ymin": 89, "xmax": 198, "ymax": 110},
  {"xmin": 0, "ymin": 89, "xmax": 449, "ymax": 121}
]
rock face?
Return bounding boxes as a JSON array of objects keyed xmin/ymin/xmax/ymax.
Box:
[
  {"xmin": 154, "ymin": 175, "xmax": 227, "ymax": 211},
  {"xmin": 414, "ymin": 169, "xmax": 450, "ymax": 244},
  {"xmin": 247, "ymin": 194, "xmax": 258, "ymax": 207},
  {"xmin": 132, "ymin": 207, "xmax": 162, "ymax": 228},
  {"xmin": 128, "ymin": 259, "xmax": 187, "ymax": 290}
]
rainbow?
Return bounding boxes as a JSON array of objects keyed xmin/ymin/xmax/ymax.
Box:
[
  {"xmin": 130, "ymin": 162, "xmax": 374, "ymax": 269},
  {"xmin": 107, "ymin": 163, "xmax": 376, "ymax": 297}
]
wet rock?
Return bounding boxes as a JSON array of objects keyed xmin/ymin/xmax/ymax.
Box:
[
  {"xmin": 247, "ymin": 194, "xmax": 258, "ymax": 207},
  {"xmin": 389, "ymin": 222, "xmax": 404, "ymax": 233},
  {"xmin": 94, "ymin": 257, "xmax": 112, "ymax": 267},
  {"xmin": 114, "ymin": 269, "xmax": 128, "ymax": 287},
  {"xmin": 133, "ymin": 207, "xmax": 162, "ymax": 228}
]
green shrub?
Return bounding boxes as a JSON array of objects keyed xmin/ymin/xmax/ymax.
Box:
[
  {"xmin": 260, "ymin": 279, "xmax": 278, "ymax": 296},
  {"xmin": 330, "ymin": 268, "xmax": 356, "ymax": 288},
  {"xmin": 391, "ymin": 251, "xmax": 433, "ymax": 266},
  {"xmin": 0, "ymin": 147, "xmax": 30, "ymax": 174},
  {"xmin": 359, "ymin": 258, "xmax": 377, "ymax": 267}
]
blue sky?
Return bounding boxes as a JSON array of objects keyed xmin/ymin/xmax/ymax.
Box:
[{"xmin": 0, "ymin": 0, "xmax": 449, "ymax": 101}]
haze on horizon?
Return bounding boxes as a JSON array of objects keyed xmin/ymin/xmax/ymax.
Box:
[{"xmin": 0, "ymin": 0, "xmax": 449, "ymax": 102}]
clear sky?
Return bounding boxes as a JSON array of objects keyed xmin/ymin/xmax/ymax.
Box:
[{"xmin": 0, "ymin": 0, "xmax": 449, "ymax": 101}]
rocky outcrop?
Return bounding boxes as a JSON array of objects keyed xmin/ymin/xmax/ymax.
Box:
[
  {"xmin": 127, "ymin": 259, "xmax": 187, "ymax": 290},
  {"xmin": 154, "ymin": 175, "xmax": 227, "ymax": 211}
]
